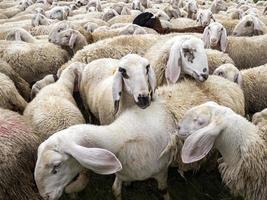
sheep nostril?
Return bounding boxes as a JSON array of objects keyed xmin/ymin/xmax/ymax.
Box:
[
  {"xmin": 137, "ymin": 95, "xmax": 150, "ymax": 109},
  {"xmin": 201, "ymin": 73, "xmax": 209, "ymax": 80}
]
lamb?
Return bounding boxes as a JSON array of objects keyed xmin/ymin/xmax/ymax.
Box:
[
  {"xmin": 0, "ymin": 40, "xmax": 70, "ymax": 83},
  {"xmin": 233, "ymin": 14, "xmax": 267, "ymax": 36},
  {"xmin": 80, "ymin": 54, "xmax": 156, "ymax": 125},
  {"xmin": 86, "ymin": 0, "xmax": 102, "ymax": 12},
  {"xmin": 34, "ymin": 75, "xmax": 244, "ymax": 200},
  {"xmin": 0, "ymin": 108, "xmax": 41, "ymax": 200},
  {"xmin": 5, "ymin": 28, "xmax": 36, "ymax": 43},
  {"xmin": 213, "ymin": 63, "xmax": 267, "ymax": 114},
  {"xmin": 144, "ymin": 35, "xmax": 209, "ymax": 85},
  {"xmin": 196, "ymin": 9, "xmax": 216, "ymax": 27},
  {"xmin": 46, "ymin": 6, "xmax": 70, "ymax": 20},
  {"xmin": 211, "ymin": 0, "xmax": 227, "ymax": 14},
  {"xmin": 178, "ymin": 101, "xmax": 267, "ymax": 200},
  {"xmin": 23, "ymin": 62, "xmax": 86, "ymax": 139},
  {"xmin": 0, "ymin": 59, "xmax": 31, "ymax": 100},
  {"xmin": 31, "ymin": 74, "xmax": 58, "ymax": 99},
  {"xmin": 0, "ymin": 72, "xmax": 27, "ymax": 113},
  {"xmin": 202, "ymin": 22, "xmax": 267, "ymax": 68},
  {"xmin": 50, "ymin": 28, "xmax": 88, "ymax": 54},
  {"xmin": 31, "ymin": 12, "xmax": 52, "ymax": 27},
  {"xmin": 186, "ymin": 0, "xmax": 198, "ymax": 19}
]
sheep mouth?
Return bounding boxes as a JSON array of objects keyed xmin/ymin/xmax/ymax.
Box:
[
  {"xmin": 136, "ymin": 96, "xmax": 151, "ymax": 109},
  {"xmin": 65, "ymin": 173, "xmax": 80, "ymax": 189}
]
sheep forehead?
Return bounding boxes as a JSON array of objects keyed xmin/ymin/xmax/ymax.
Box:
[
  {"xmin": 182, "ymin": 37, "xmax": 204, "ymax": 50},
  {"xmin": 120, "ymin": 54, "xmax": 149, "ymax": 68}
]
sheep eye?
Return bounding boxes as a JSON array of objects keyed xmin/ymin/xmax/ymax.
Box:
[
  {"xmin": 119, "ymin": 67, "xmax": 129, "ymax": 79},
  {"xmin": 51, "ymin": 163, "xmax": 61, "ymax": 175},
  {"xmin": 218, "ymin": 71, "xmax": 224, "ymax": 76},
  {"xmin": 146, "ymin": 64, "xmax": 150, "ymax": 74},
  {"xmin": 203, "ymin": 68, "xmax": 207, "ymax": 73},
  {"xmin": 221, "ymin": 27, "xmax": 223, "ymax": 31}
]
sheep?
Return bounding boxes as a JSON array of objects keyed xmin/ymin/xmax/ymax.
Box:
[
  {"xmin": 102, "ymin": 8, "xmax": 119, "ymax": 21},
  {"xmin": 0, "ymin": 108, "xmax": 41, "ymax": 200},
  {"xmin": 31, "ymin": 12, "xmax": 52, "ymax": 27},
  {"xmin": 144, "ymin": 35, "xmax": 209, "ymax": 85},
  {"xmin": 0, "ymin": 72, "xmax": 27, "ymax": 113},
  {"xmin": 196, "ymin": 9, "xmax": 216, "ymax": 27},
  {"xmin": 203, "ymin": 22, "xmax": 228, "ymax": 52},
  {"xmin": 0, "ymin": 59, "xmax": 31, "ymax": 100},
  {"xmin": 31, "ymin": 74, "xmax": 58, "ymax": 99},
  {"xmin": 80, "ymin": 54, "xmax": 156, "ymax": 125},
  {"xmin": 211, "ymin": 0, "xmax": 227, "ymax": 14},
  {"xmin": 60, "ymin": 34, "xmax": 161, "ymax": 71},
  {"xmin": 202, "ymin": 23, "xmax": 267, "ymax": 68},
  {"xmin": 233, "ymin": 14, "xmax": 267, "ymax": 36},
  {"xmin": 0, "ymin": 40, "xmax": 70, "ymax": 84},
  {"xmin": 213, "ymin": 63, "xmax": 267, "ymax": 114},
  {"xmin": 252, "ymin": 108, "xmax": 267, "ymax": 129},
  {"xmin": 86, "ymin": 0, "xmax": 102, "ymax": 12},
  {"xmin": 186, "ymin": 0, "xmax": 198, "ymax": 19},
  {"xmin": 163, "ymin": 4, "xmax": 182, "ymax": 18},
  {"xmin": 34, "ymin": 75, "xmax": 244, "ymax": 200},
  {"xmin": 23, "ymin": 62, "xmax": 86, "ymax": 139},
  {"xmin": 46, "ymin": 6, "xmax": 70, "ymax": 20},
  {"xmin": 5, "ymin": 28, "xmax": 37, "ymax": 43},
  {"xmin": 83, "ymin": 21, "xmax": 98, "ymax": 32},
  {"xmin": 177, "ymin": 101, "xmax": 267, "ymax": 200},
  {"xmin": 50, "ymin": 28, "xmax": 88, "ymax": 54}
]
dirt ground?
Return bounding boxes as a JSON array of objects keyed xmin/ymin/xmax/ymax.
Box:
[{"xmin": 61, "ymin": 167, "xmax": 243, "ymax": 200}]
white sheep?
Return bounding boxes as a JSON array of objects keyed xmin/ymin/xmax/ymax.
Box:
[
  {"xmin": 186, "ymin": 0, "xmax": 198, "ymax": 19},
  {"xmin": 50, "ymin": 28, "xmax": 88, "ymax": 54},
  {"xmin": 202, "ymin": 23, "xmax": 267, "ymax": 68},
  {"xmin": 211, "ymin": 0, "xmax": 227, "ymax": 14},
  {"xmin": 213, "ymin": 63, "xmax": 267, "ymax": 114},
  {"xmin": 23, "ymin": 62, "xmax": 86, "ymax": 138},
  {"xmin": 252, "ymin": 108, "xmax": 267, "ymax": 128},
  {"xmin": 0, "ymin": 59, "xmax": 31, "ymax": 100},
  {"xmin": 233, "ymin": 14, "xmax": 266, "ymax": 36},
  {"xmin": 80, "ymin": 54, "xmax": 156, "ymax": 124},
  {"xmin": 145, "ymin": 35, "xmax": 209, "ymax": 85},
  {"xmin": 178, "ymin": 101, "xmax": 267, "ymax": 200},
  {"xmin": 0, "ymin": 40, "xmax": 70, "ymax": 83},
  {"xmin": 0, "ymin": 72, "xmax": 27, "ymax": 114},
  {"xmin": 31, "ymin": 74, "xmax": 58, "ymax": 99},
  {"xmin": 5, "ymin": 28, "xmax": 36, "ymax": 43},
  {"xmin": 32, "ymin": 12, "xmax": 52, "ymax": 27},
  {"xmin": 196, "ymin": 9, "xmax": 215, "ymax": 27},
  {"xmin": 34, "ymin": 75, "xmax": 244, "ymax": 200}
]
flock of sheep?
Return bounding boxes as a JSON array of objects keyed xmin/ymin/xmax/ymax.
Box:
[{"xmin": 0, "ymin": 0, "xmax": 267, "ymax": 199}]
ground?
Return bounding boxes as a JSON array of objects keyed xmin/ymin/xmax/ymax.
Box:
[{"xmin": 61, "ymin": 167, "xmax": 243, "ymax": 200}]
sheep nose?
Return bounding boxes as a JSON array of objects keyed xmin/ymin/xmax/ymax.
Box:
[
  {"xmin": 137, "ymin": 95, "xmax": 150, "ymax": 109},
  {"xmin": 233, "ymin": 32, "xmax": 237, "ymax": 36},
  {"xmin": 201, "ymin": 73, "xmax": 209, "ymax": 81},
  {"xmin": 48, "ymin": 38, "xmax": 51, "ymax": 42},
  {"xmin": 211, "ymin": 38, "xmax": 217, "ymax": 43}
]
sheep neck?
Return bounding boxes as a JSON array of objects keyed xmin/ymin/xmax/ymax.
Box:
[
  {"xmin": 118, "ymin": 88, "xmax": 135, "ymax": 113},
  {"xmin": 215, "ymin": 114, "xmax": 260, "ymax": 167},
  {"xmin": 57, "ymin": 70, "xmax": 76, "ymax": 93}
]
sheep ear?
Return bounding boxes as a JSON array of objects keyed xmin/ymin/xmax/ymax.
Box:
[
  {"xmin": 69, "ymin": 32, "xmax": 78, "ymax": 49},
  {"xmin": 220, "ymin": 27, "xmax": 228, "ymax": 52},
  {"xmin": 112, "ymin": 70, "xmax": 123, "ymax": 115},
  {"xmin": 67, "ymin": 145, "xmax": 122, "ymax": 175},
  {"xmin": 252, "ymin": 17, "xmax": 264, "ymax": 35},
  {"xmin": 234, "ymin": 72, "xmax": 242, "ymax": 87},
  {"xmin": 211, "ymin": 14, "xmax": 216, "ymax": 22},
  {"xmin": 165, "ymin": 41, "xmax": 182, "ymax": 84},
  {"xmin": 147, "ymin": 66, "xmax": 157, "ymax": 99},
  {"xmin": 203, "ymin": 26, "xmax": 211, "ymax": 48},
  {"xmin": 181, "ymin": 121, "xmax": 222, "ymax": 164},
  {"xmin": 73, "ymin": 68, "xmax": 81, "ymax": 92}
]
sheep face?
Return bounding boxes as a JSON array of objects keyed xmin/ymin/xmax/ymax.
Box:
[
  {"xmin": 102, "ymin": 9, "xmax": 118, "ymax": 21},
  {"xmin": 35, "ymin": 130, "xmax": 122, "ymax": 200},
  {"xmin": 132, "ymin": 0, "xmax": 141, "ymax": 10},
  {"xmin": 252, "ymin": 108, "xmax": 267, "ymax": 126},
  {"xmin": 32, "ymin": 13, "xmax": 49, "ymax": 27},
  {"xmin": 35, "ymin": 144, "xmax": 82, "ymax": 200},
  {"xmin": 48, "ymin": 22, "xmax": 72, "ymax": 43},
  {"xmin": 203, "ymin": 22, "xmax": 228, "ymax": 52},
  {"xmin": 166, "ymin": 37, "xmax": 209, "ymax": 84},
  {"xmin": 213, "ymin": 0, "xmax": 227, "ymax": 12},
  {"xmin": 177, "ymin": 101, "xmax": 227, "ymax": 163},
  {"xmin": 177, "ymin": 102, "xmax": 214, "ymax": 140},
  {"xmin": 213, "ymin": 64, "xmax": 242, "ymax": 86},
  {"xmin": 188, "ymin": 0, "xmax": 198, "ymax": 14},
  {"xmin": 112, "ymin": 54, "xmax": 156, "ymax": 113},
  {"xmin": 233, "ymin": 15, "xmax": 265, "ymax": 36},
  {"xmin": 197, "ymin": 9, "xmax": 215, "ymax": 27}
]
